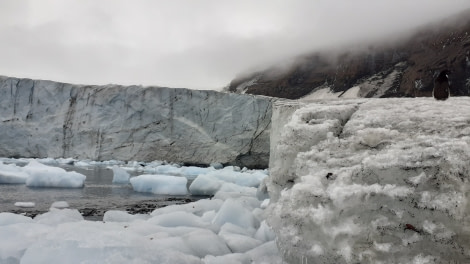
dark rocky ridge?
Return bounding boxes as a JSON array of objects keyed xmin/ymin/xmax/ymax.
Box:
[{"xmin": 228, "ymin": 9, "xmax": 470, "ymax": 99}]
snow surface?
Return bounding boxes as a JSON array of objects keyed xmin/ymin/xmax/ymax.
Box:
[
  {"xmin": 268, "ymin": 97, "xmax": 470, "ymax": 263},
  {"xmin": 0, "ymin": 159, "xmax": 279, "ymax": 263}
]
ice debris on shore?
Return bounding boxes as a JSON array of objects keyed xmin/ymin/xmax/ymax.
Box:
[{"xmin": 0, "ymin": 158, "xmax": 280, "ymax": 263}]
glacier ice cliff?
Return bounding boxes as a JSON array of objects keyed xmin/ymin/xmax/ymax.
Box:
[
  {"xmin": 0, "ymin": 76, "xmax": 273, "ymax": 168},
  {"xmin": 267, "ymin": 98, "xmax": 470, "ymax": 263}
]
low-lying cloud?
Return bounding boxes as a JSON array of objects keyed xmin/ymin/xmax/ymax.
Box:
[{"xmin": 1, "ymin": 0, "xmax": 469, "ymax": 89}]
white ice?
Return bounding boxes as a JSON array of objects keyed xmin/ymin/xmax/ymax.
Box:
[
  {"xmin": 189, "ymin": 167, "xmax": 268, "ymax": 195},
  {"xmin": 0, "ymin": 161, "xmax": 28, "ymax": 184},
  {"xmin": 130, "ymin": 174, "xmax": 189, "ymax": 195},
  {"xmin": 0, "ymin": 159, "xmax": 280, "ymax": 263},
  {"xmin": 24, "ymin": 160, "xmax": 86, "ymax": 188},
  {"xmin": 111, "ymin": 165, "xmax": 130, "ymax": 183},
  {"xmin": 14, "ymin": 202, "xmax": 35, "ymax": 208}
]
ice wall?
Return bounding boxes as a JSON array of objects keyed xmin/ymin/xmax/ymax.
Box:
[
  {"xmin": 267, "ymin": 98, "xmax": 470, "ymax": 263},
  {"xmin": 0, "ymin": 76, "xmax": 272, "ymax": 168}
]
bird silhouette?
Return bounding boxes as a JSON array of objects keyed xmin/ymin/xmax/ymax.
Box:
[{"xmin": 433, "ymin": 70, "xmax": 450, "ymax": 100}]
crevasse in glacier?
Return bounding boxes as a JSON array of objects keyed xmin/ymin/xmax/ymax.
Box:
[{"xmin": 267, "ymin": 98, "xmax": 470, "ymax": 263}]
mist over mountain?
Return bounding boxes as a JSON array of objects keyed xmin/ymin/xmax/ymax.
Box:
[{"xmin": 228, "ymin": 9, "xmax": 470, "ymax": 99}]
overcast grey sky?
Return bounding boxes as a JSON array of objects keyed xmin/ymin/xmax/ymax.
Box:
[{"xmin": 1, "ymin": 0, "xmax": 470, "ymax": 90}]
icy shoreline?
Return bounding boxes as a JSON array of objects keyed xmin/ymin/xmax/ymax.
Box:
[{"xmin": 0, "ymin": 158, "xmax": 281, "ymax": 263}]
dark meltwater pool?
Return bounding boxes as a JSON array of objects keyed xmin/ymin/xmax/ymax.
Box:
[{"xmin": 0, "ymin": 164, "xmax": 202, "ymax": 220}]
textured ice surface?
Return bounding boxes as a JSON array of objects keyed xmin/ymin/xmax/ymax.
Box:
[
  {"xmin": 0, "ymin": 76, "xmax": 272, "ymax": 168},
  {"xmin": 268, "ymin": 98, "xmax": 470, "ymax": 263}
]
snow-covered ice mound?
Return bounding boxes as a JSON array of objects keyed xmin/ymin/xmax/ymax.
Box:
[
  {"xmin": 268, "ymin": 98, "xmax": 470, "ymax": 263},
  {"xmin": 130, "ymin": 174, "xmax": 189, "ymax": 195}
]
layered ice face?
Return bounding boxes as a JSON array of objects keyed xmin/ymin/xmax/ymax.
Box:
[{"xmin": 268, "ymin": 98, "xmax": 470, "ymax": 263}]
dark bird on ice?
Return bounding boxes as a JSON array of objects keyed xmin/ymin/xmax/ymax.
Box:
[{"xmin": 433, "ymin": 70, "xmax": 450, "ymax": 100}]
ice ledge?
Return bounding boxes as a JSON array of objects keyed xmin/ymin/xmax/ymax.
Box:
[
  {"xmin": 0, "ymin": 76, "xmax": 273, "ymax": 168},
  {"xmin": 267, "ymin": 97, "xmax": 470, "ymax": 263}
]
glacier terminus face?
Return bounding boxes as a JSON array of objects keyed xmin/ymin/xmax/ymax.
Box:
[{"xmin": 0, "ymin": 76, "xmax": 273, "ymax": 168}]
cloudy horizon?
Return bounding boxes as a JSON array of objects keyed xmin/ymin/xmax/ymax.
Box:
[{"xmin": 1, "ymin": 0, "xmax": 470, "ymax": 90}]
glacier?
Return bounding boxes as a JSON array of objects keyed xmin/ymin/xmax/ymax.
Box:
[
  {"xmin": 267, "ymin": 97, "xmax": 470, "ymax": 263},
  {"xmin": 0, "ymin": 76, "xmax": 273, "ymax": 168}
]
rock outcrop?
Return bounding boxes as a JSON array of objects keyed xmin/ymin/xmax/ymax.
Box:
[
  {"xmin": 0, "ymin": 76, "xmax": 273, "ymax": 168},
  {"xmin": 228, "ymin": 9, "xmax": 470, "ymax": 99}
]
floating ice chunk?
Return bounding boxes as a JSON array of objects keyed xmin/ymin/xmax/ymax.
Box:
[
  {"xmin": 180, "ymin": 166, "xmax": 215, "ymax": 180},
  {"xmin": 14, "ymin": 202, "xmax": 35, "ymax": 208},
  {"xmin": 212, "ymin": 199, "xmax": 258, "ymax": 230},
  {"xmin": 24, "ymin": 160, "xmax": 86, "ymax": 188},
  {"xmin": 103, "ymin": 210, "xmax": 149, "ymax": 222},
  {"xmin": 57, "ymin": 158, "xmax": 76, "ymax": 165},
  {"xmin": 112, "ymin": 165, "xmax": 130, "ymax": 183},
  {"xmin": 50, "ymin": 201, "xmax": 69, "ymax": 209},
  {"xmin": 0, "ymin": 212, "xmax": 34, "ymax": 226},
  {"xmin": 0, "ymin": 161, "xmax": 28, "ymax": 184},
  {"xmin": 141, "ymin": 164, "xmax": 214, "ymax": 180},
  {"xmin": 130, "ymin": 174, "xmax": 188, "ymax": 195},
  {"xmin": 73, "ymin": 160, "xmax": 92, "ymax": 167},
  {"xmin": 189, "ymin": 169, "xmax": 267, "ymax": 195},
  {"xmin": 34, "ymin": 208, "xmax": 84, "ymax": 225}
]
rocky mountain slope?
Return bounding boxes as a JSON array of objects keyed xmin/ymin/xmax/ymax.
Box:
[{"xmin": 228, "ymin": 9, "xmax": 470, "ymax": 99}]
